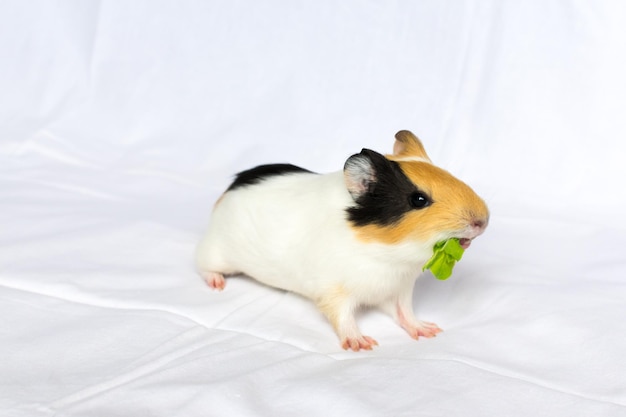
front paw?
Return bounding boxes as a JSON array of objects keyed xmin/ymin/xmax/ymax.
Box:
[
  {"xmin": 403, "ymin": 321, "xmax": 443, "ymax": 340},
  {"xmin": 341, "ymin": 335, "xmax": 379, "ymax": 351}
]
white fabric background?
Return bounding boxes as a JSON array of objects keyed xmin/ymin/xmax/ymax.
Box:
[{"xmin": 1, "ymin": 1, "xmax": 625, "ymax": 416}]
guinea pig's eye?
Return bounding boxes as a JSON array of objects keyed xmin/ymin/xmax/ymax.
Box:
[{"xmin": 409, "ymin": 191, "xmax": 430, "ymax": 209}]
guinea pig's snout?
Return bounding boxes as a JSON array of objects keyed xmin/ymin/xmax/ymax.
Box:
[
  {"xmin": 468, "ymin": 216, "xmax": 488, "ymax": 238},
  {"xmin": 472, "ymin": 219, "xmax": 487, "ymax": 230}
]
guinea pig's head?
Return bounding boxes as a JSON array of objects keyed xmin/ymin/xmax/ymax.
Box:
[{"xmin": 343, "ymin": 130, "xmax": 489, "ymax": 250}]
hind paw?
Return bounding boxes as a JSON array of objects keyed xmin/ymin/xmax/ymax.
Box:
[{"xmin": 204, "ymin": 272, "xmax": 226, "ymax": 291}]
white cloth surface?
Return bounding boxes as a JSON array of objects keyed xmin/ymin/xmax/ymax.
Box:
[{"xmin": 1, "ymin": 1, "xmax": 626, "ymax": 416}]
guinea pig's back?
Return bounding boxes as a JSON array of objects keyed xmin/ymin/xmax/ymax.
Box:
[{"xmin": 196, "ymin": 170, "xmax": 353, "ymax": 294}]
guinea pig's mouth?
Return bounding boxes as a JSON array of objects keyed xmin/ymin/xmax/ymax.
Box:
[{"xmin": 459, "ymin": 238, "xmax": 472, "ymax": 249}]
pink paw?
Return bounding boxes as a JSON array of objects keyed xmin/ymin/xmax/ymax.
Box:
[
  {"xmin": 341, "ymin": 335, "xmax": 379, "ymax": 351},
  {"xmin": 204, "ymin": 272, "xmax": 226, "ymax": 291},
  {"xmin": 404, "ymin": 321, "xmax": 443, "ymax": 340}
]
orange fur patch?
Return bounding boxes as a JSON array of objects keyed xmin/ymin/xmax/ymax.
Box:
[{"xmin": 353, "ymin": 158, "xmax": 489, "ymax": 245}]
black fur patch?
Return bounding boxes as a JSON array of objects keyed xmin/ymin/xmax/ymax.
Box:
[
  {"xmin": 226, "ymin": 163, "xmax": 314, "ymax": 192},
  {"xmin": 346, "ymin": 149, "xmax": 430, "ymax": 227}
]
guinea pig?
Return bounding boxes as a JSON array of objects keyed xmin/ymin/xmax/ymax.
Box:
[{"xmin": 196, "ymin": 130, "xmax": 489, "ymax": 351}]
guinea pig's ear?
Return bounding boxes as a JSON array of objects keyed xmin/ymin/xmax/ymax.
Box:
[
  {"xmin": 393, "ymin": 130, "xmax": 431, "ymax": 161},
  {"xmin": 344, "ymin": 149, "xmax": 387, "ymax": 201}
]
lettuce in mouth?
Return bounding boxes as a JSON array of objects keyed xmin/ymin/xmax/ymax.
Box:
[{"xmin": 422, "ymin": 238, "xmax": 465, "ymax": 280}]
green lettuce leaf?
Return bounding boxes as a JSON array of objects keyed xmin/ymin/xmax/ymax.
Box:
[{"xmin": 422, "ymin": 238, "xmax": 465, "ymax": 280}]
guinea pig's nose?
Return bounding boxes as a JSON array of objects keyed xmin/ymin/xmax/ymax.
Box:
[{"xmin": 472, "ymin": 219, "xmax": 486, "ymax": 229}]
